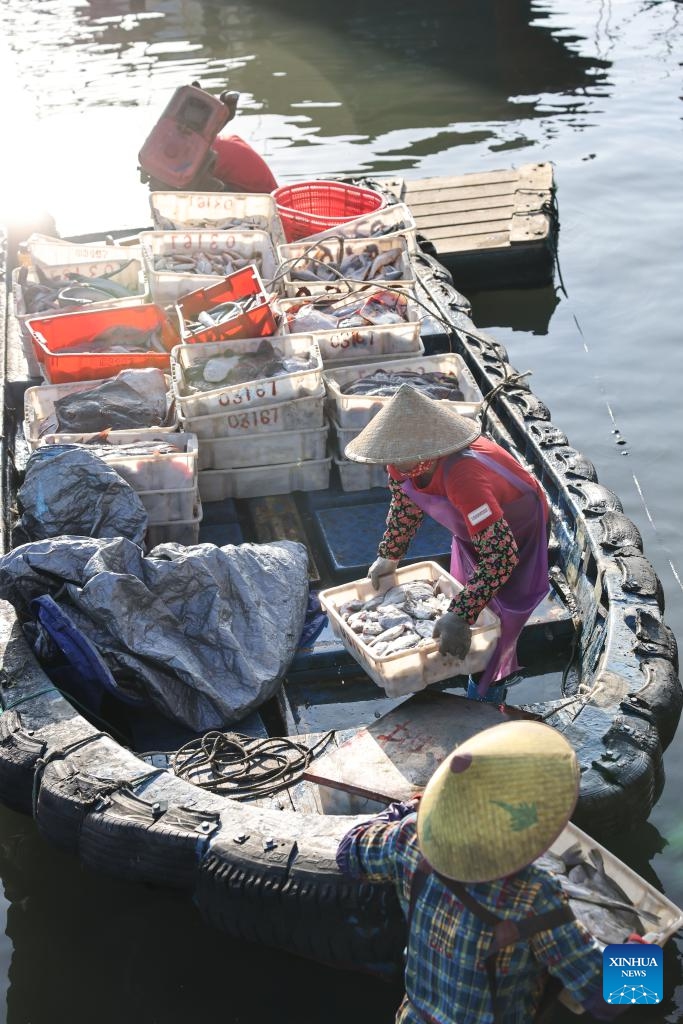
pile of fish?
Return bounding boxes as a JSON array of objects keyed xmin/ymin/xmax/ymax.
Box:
[
  {"xmin": 182, "ymin": 293, "xmax": 263, "ymax": 337},
  {"xmin": 337, "ymin": 580, "xmax": 452, "ymax": 657},
  {"xmin": 17, "ymin": 262, "xmax": 142, "ymax": 314},
  {"xmin": 340, "ymin": 368, "xmax": 465, "ymax": 401},
  {"xmin": 152, "ymin": 248, "xmax": 261, "ymax": 277},
  {"xmin": 51, "ymin": 374, "xmax": 169, "ymax": 434},
  {"xmin": 183, "ymin": 338, "xmax": 318, "ymax": 392},
  {"xmin": 283, "ymin": 289, "xmax": 410, "ymax": 333},
  {"xmin": 53, "ymin": 325, "xmax": 167, "ymax": 355},
  {"xmin": 535, "ymin": 844, "xmax": 658, "ymax": 945},
  {"xmin": 287, "ymin": 243, "xmax": 406, "ymax": 284},
  {"xmin": 153, "ymin": 216, "xmax": 262, "ymax": 232}
]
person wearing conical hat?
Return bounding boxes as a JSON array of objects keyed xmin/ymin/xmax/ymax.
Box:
[
  {"xmin": 345, "ymin": 385, "xmax": 550, "ymax": 702},
  {"xmin": 337, "ymin": 721, "xmax": 638, "ymax": 1024}
]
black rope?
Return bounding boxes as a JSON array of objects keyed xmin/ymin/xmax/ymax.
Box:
[
  {"xmin": 169, "ymin": 729, "xmax": 336, "ymax": 800},
  {"xmin": 478, "ymin": 369, "xmax": 533, "ymax": 429}
]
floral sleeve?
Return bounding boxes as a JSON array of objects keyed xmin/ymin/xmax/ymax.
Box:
[
  {"xmin": 378, "ymin": 475, "xmax": 425, "ymax": 559},
  {"xmin": 448, "ymin": 517, "xmax": 519, "ymax": 624}
]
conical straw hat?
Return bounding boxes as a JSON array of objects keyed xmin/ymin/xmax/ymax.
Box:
[
  {"xmin": 416, "ymin": 721, "xmax": 579, "ymax": 883},
  {"xmin": 344, "ymin": 384, "xmax": 481, "ymax": 465}
]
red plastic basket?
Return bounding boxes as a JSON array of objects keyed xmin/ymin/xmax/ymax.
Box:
[
  {"xmin": 273, "ymin": 181, "xmax": 385, "ymax": 243},
  {"xmin": 26, "ymin": 303, "xmax": 179, "ymax": 384},
  {"xmin": 176, "ymin": 265, "xmax": 277, "ymax": 345}
]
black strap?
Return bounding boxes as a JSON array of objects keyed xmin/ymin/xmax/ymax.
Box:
[{"xmin": 407, "ymin": 859, "xmax": 575, "ymax": 1024}]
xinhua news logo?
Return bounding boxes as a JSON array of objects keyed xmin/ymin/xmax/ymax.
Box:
[{"xmin": 603, "ymin": 943, "xmax": 663, "ymax": 1005}]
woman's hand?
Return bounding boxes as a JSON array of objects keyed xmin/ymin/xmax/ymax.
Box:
[{"xmin": 433, "ymin": 612, "xmax": 471, "ymax": 658}]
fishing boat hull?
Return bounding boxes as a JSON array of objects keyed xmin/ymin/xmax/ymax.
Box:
[{"xmin": 0, "ymin": 227, "xmax": 680, "ymax": 975}]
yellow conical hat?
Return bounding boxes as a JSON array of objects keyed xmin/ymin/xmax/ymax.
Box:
[
  {"xmin": 344, "ymin": 384, "xmax": 480, "ymax": 465},
  {"xmin": 416, "ymin": 721, "xmax": 579, "ymax": 883}
]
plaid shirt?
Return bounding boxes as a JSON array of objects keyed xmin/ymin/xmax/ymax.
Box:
[{"xmin": 337, "ymin": 808, "xmax": 611, "ymax": 1024}]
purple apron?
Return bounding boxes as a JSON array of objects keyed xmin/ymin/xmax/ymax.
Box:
[{"xmin": 402, "ymin": 450, "xmax": 549, "ymax": 695}]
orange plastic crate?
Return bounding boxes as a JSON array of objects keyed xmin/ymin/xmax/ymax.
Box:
[
  {"xmin": 176, "ymin": 265, "xmax": 276, "ymax": 345},
  {"xmin": 26, "ymin": 303, "xmax": 179, "ymax": 384},
  {"xmin": 273, "ymin": 181, "xmax": 384, "ymax": 243}
]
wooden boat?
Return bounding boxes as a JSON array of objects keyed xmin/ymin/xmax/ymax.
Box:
[{"xmin": 0, "ymin": 191, "xmax": 680, "ymax": 977}]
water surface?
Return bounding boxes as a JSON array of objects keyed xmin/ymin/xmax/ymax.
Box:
[{"xmin": 1, "ymin": 1, "xmax": 682, "ymax": 1020}]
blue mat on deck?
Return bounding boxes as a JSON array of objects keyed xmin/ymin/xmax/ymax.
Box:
[{"xmin": 311, "ymin": 499, "xmax": 452, "ymax": 575}]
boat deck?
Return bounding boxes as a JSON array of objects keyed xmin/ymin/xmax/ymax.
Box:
[{"xmin": 380, "ymin": 163, "xmax": 557, "ymax": 289}]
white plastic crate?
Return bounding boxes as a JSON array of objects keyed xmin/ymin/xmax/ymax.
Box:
[
  {"xmin": 299, "ymin": 202, "xmax": 418, "ymax": 251},
  {"xmin": 146, "ymin": 500, "xmax": 203, "ymax": 548},
  {"xmin": 276, "ymin": 233, "xmax": 414, "ymax": 298},
  {"xmin": 179, "ymin": 386, "xmax": 326, "ymax": 440},
  {"xmin": 139, "ymin": 484, "xmax": 200, "ymax": 523},
  {"xmin": 12, "ymin": 262, "xmax": 147, "ymax": 341},
  {"xmin": 171, "ymin": 333, "xmax": 323, "ymax": 420},
  {"xmin": 323, "ymin": 352, "xmax": 483, "ymax": 429},
  {"xmin": 140, "ymin": 228, "xmax": 278, "ymax": 306},
  {"xmin": 197, "ymin": 424, "xmax": 329, "ymax": 471},
  {"xmin": 23, "ymin": 368, "xmax": 174, "ymax": 450},
  {"xmin": 149, "ymin": 191, "xmax": 286, "ymax": 247},
  {"xmin": 318, "ymin": 561, "xmax": 500, "ymax": 697},
  {"xmin": 41, "ymin": 432, "xmax": 198, "ymax": 492},
  {"xmin": 27, "ymin": 237, "xmax": 144, "ymax": 276},
  {"xmin": 333, "ymin": 456, "xmax": 389, "ymax": 493},
  {"xmin": 287, "ymin": 322, "xmax": 424, "ymax": 367},
  {"xmin": 198, "ymin": 456, "xmax": 331, "ymax": 502}
]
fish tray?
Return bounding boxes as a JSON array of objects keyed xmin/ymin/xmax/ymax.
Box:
[
  {"xmin": 170, "ymin": 333, "xmax": 323, "ymax": 420},
  {"xmin": 140, "ymin": 228, "xmax": 278, "ymax": 306},
  {"xmin": 12, "ymin": 260, "xmax": 147, "ymax": 342},
  {"xmin": 175, "ymin": 265, "xmax": 277, "ymax": 345},
  {"xmin": 323, "ymin": 352, "xmax": 483, "ymax": 429},
  {"xmin": 198, "ymin": 456, "xmax": 332, "ymax": 502},
  {"xmin": 146, "ymin": 500, "xmax": 203, "ymax": 549},
  {"xmin": 332, "ymin": 456, "xmax": 389, "ymax": 493},
  {"xmin": 22, "ymin": 368, "xmax": 175, "ymax": 450},
  {"xmin": 149, "ymin": 190, "xmax": 286, "ymax": 247},
  {"xmin": 318, "ymin": 561, "xmax": 501, "ymax": 697},
  {"xmin": 276, "ymin": 233, "xmax": 414, "ymax": 299},
  {"xmin": 299, "ymin": 202, "xmax": 418, "ymax": 252},
  {"xmin": 550, "ymin": 821, "xmax": 683, "ymax": 949},
  {"xmin": 40, "ymin": 431, "xmax": 198, "ymax": 492},
  {"xmin": 26, "ymin": 237, "xmax": 144, "ymax": 278},
  {"xmin": 179, "ymin": 386, "xmax": 326, "ymax": 441},
  {"xmin": 197, "ymin": 424, "xmax": 329, "ymax": 471},
  {"xmin": 25, "ymin": 303, "xmax": 179, "ymax": 385}
]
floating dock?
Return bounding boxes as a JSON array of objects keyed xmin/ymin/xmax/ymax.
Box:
[{"xmin": 381, "ymin": 162, "xmax": 557, "ymax": 290}]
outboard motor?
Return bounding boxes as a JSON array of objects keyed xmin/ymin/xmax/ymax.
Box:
[{"xmin": 138, "ymin": 82, "xmax": 277, "ymax": 194}]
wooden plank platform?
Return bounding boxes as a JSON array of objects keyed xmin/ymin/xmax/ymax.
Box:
[{"xmin": 383, "ymin": 163, "xmax": 557, "ymax": 290}]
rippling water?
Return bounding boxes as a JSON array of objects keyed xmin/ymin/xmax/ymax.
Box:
[{"xmin": 1, "ymin": 1, "xmax": 683, "ymax": 1020}]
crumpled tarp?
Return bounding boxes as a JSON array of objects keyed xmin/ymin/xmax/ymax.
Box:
[
  {"xmin": 17, "ymin": 445, "xmax": 148, "ymax": 545},
  {"xmin": 0, "ymin": 535, "xmax": 310, "ymax": 731}
]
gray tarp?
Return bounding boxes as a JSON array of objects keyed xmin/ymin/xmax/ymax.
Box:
[
  {"xmin": 17, "ymin": 445, "xmax": 149, "ymax": 545},
  {"xmin": 0, "ymin": 536, "xmax": 310, "ymax": 731}
]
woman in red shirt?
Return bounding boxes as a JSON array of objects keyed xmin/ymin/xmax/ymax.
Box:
[{"xmin": 344, "ymin": 385, "xmax": 550, "ymax": 702}]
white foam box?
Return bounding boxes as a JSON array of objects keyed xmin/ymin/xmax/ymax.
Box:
[
  {"xmin": 179, "ymin": 386, "xmax": 326, "ymax": 440},
  {"xmin": 146, "ymin": 500, "xmax": 203, "ymax": 548},
  {"xmin": 276, "ymin": 232, "xmax": 414, "ymax": 298},
  {"xmin": 198, "ymin": 456, "xmax": 332, "ymax": 502},
  {"xmin": 298, "ymin": 202, "xmax": 418, "ymax": 251},
  {"xmin": 333, "ymin": 456, "xmax": 389, "ymax": 493},
  {"xmin": 23, "ymin": 368, "xmax": 174, "ymax": 450},
  {"xmin": 318, "ymin": 561, "xmax": 500, "ymax": 697},
  {"xmin": 197, "ymin": 424, "xmax": 328, "ymax": 471},
  {"xmin": 323, "ymin": 352, "xmax": 483, "ymax": 429},
  {"xmin": 149, "ymin": 190, "xmax": 286, "ymax": 248},
  {"xmin": 140, "ymin": 228, "xmax": 278, "ymax": 306},
  {"xmin": 40, "ymin": 431, "xmax": 198, "ymax": 492},
  {"xmin": 171, "ymin": 333, "xmax": 323, "ymax": 419}
]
